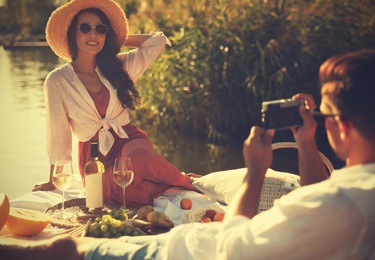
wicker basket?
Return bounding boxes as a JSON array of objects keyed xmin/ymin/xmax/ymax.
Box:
[
  {"xmin": 181, "ymin": 204, "xmax": 225, "ymax": 224},
  {"xmin": 272, "ymin": 142, "xmax": 334, "ymax": 173},
  {"xmin": 258, "ymin": 170, "xmax": 301, "ymax": 212},
  {"xmin": 258, "ymin": 142, "xmax": 334, "ymax": 212}
]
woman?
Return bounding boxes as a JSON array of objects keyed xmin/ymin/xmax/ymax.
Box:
[{"xmin": 32, "ymin": 0, "xmax": 199, "ymax": 206}]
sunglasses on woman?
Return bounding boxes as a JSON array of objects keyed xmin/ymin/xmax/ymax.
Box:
[
  {"xmin": 310, "ymin": 106, "xmax": 342, "ymax": 126},
  {"xmin": 77, "ymin": 23, "xmax": 108, "ymax": 36}
]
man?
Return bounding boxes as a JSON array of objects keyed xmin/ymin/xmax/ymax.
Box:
[
  {"xmin": 1, "ymin": 50, "xmax": 374, "ymax": 259},
  {"xmin": 220, "ymin": 49, "xmax": 375, "ymax": 259}
]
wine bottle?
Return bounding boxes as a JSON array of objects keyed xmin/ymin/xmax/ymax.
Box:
[{"xmin": 84, "ymin": 140, "xmax": 105, "ymax": 212}]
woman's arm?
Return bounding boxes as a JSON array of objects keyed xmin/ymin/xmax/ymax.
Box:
[
  {"xmin": 120, "ymin": 32, "xmax": 170, "ymax": 81},
  {"xmin": 124, "ymin": 34, "xmax": 152, "ymax": 48},
  {"xmin": 33, "ymin": 74, "xmax": 72, "ymax": 191},
  {"xmin": 32, "ymin": 165, "xmax": 56, "ymax": 191}
]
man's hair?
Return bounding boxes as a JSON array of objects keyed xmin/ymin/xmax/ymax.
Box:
[{"xmin": 319, "ymin": 49, "xmax": 375, "ymax": 141}]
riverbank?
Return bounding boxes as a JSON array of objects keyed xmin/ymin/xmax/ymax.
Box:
[
  {"xmin": 0, "ymin": 47, "xmax": 245, "ymax": 200},
  {"xmin": 1, "ymin": 35, "xmax": 49, "ymax": 50}
]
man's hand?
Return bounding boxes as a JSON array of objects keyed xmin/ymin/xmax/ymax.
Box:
[
  {"xmin": 291, "ymin": 93, "xmax": 317, "ymax": 144},
  {"xmin": 224, "ymin": 126, "xmax": 275, "ymax": 221},
  {"xmin": 291, "ymin": 93, "xmax": 329, "ymax": 185},
  {"xmin": 243, "ymin": 126, "xmax": 275, "ymax": 179}
]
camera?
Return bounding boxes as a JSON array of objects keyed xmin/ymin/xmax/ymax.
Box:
[{"xmin": 262, "ymin": 98, "xmax": 304, "ymax": 130}]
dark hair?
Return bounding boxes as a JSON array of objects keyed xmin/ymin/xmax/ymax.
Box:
[
  {"xmin": 67, "ymin": 8, "xmax": 141, "ymax": 110},
  {"xmin": 319, "ymin": 49, "xmax": 375, "ymax": 141}
]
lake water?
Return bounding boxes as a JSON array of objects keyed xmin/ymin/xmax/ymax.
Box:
[{"xmin": 0, "ymin": 47, "xmax": 244, "ymax": 200}]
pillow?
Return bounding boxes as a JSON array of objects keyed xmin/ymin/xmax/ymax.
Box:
[{"xmin": 192, "ymin": 168, "xmax": 301, "ymax": 212}]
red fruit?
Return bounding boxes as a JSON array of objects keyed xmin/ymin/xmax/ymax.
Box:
[
  {"xmin": 203, "ymin": 209, "xmax": 217, "ymax": 220},
  {"xmin": 213, "ymin": 212, "xmax": 225, "ymax": 222},
  {"xmin": 201, "ymin": 217, "xmax": 212, "ymax": 223},
  {"xmin": 180, "ymin": 198, "xmax": 193, "ymax": 210}
]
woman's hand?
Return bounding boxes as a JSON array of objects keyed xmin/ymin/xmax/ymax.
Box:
[
  {"xmin": 32, "ymin": 181, "xmax": 56, "ymax": 192},
  {"xmin": 184, "ymin": 173, "xmax": 202, "ymax": 179},
  {"xmin": 181, "ymin": 173, "xmax": 202, "ymax": 192}
]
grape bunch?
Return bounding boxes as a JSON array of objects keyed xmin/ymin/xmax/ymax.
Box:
[{"xmin": 86, "ymin": 208, "xmax": 148, "ymax": 238}]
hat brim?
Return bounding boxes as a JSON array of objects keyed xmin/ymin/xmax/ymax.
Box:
[{"xmin": 46, "ymin": 0, "xmax": 128, "ymax": 62}]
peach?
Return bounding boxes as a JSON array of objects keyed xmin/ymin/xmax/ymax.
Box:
[
  {"xmin": 213, "ymin": 212, "xmax": 225, "ymax": 222},
  {"xmin": 201, "ymin": 217, "xmax": 212, "ymax": 223},
  {"xmin": 180, "ymin": 198, "xmax": 193, "ymax": 210}
]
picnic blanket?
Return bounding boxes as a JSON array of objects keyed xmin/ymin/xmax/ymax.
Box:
[{"xmin": 0, "ymin": 167, "xmax": 301, "ymax": 240}]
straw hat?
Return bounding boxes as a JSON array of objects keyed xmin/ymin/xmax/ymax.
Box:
[{"xmin": 46, "ymin": 0, "xmax": 128, "ymax": 61}]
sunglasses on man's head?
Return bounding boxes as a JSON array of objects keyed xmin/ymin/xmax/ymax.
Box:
[
  {"xmin": 310, "ymin": 107, "xmax": 342, "ymax": 126},
  {"xmin": 77, "ymin": 23, "xmax": 108, "ymax": 36}
]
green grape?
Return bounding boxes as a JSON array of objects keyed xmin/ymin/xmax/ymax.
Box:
[
  {"xmin": 134, "ymin": 228, "xmax": 144, "ymax": 236},
  {"xmin": 100, "ymin": 224, "xmax": 108, "ymax": 233},
  {"xmin": 93, "ymin": 229, "xmax": 101, "ymax": 237},
  {"xmin": 88, "ymin": 228, "xmax": 94, "ymax": 234},
  {"xmin": 102, "ymin": 214, "xmax": 112, "ymax": 220},
  {"xmin": 118, "ymin": 224, "xmax": 125, "ymax": 233},
  {"xmin": 111, "ymin": 219, "xmax": 121, "ymax": 228},
  {"xmin": 103, "ymin": 231, "xmax": 111, "ymax": 238},
  {"xmin": 89, "ymin": 226, "xmax": 97, "ymax": 234},
  {"xmin": 109, "ymin": 226, "xmax": 118, "ymax": 235},
  {"xmin": 114, "ymin": 210, "xmax": 121, "ymax": 218},
  {"xmin": 91, "ymin": 222, "xmax": 100, "ymax": 230},
  {"xmin": 124, "ymin": 227, "xmax": 133, "ymax": 235},
  {"xmin": 86, "ymin": 207, "xmax": 149, "ymax": 238}
]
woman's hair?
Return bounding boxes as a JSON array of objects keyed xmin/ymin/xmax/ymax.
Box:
[
  {"xmin": 319, "ymin": 49, "xmax": 375, "ymax": 140},
  {"xmin": 67, "ymin": 8, "xmax": 141, "ymax": 110}
]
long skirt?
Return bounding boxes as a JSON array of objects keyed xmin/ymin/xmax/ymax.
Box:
[{"xmin": 78, "ymin": 123, "xmax": 191, "ymax": 207}]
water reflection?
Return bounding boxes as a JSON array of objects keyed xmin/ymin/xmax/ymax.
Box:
[
  {"xmin": 0, "ymin": 47, "xmax": 64, "ymax": 200},
  {"xmin": 6, "ymin": 48, "xmax": 62, "ymax": 110},
  {"xmin": 147, "ymin": 130, "xmax": 244, "ymax": 174},
  {"xmin": 0, "ymin": 47, "xmax": 244, "ymax": 200}
]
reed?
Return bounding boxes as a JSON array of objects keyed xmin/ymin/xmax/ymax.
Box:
[{"xmin": 127, "ymin": 0, "xmax": 374, "ymax": 145}]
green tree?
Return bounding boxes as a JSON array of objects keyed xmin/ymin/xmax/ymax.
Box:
[{"xmin": 1, "ymin": 0, "xmax": 55, "ymax": 35}]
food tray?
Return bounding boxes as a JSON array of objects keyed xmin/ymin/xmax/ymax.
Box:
[{"xmin": 44, "ymin": 198, "xmax": 136, "ymax": 229}]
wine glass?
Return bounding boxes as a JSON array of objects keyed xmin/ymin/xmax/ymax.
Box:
[
  {"xmin": 113, "ymin": 157, "xmax": 134, "ymax": 213},
  {"xmin": 52, "ymin": 160, "xmax": 74, "ymax": 219}
]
